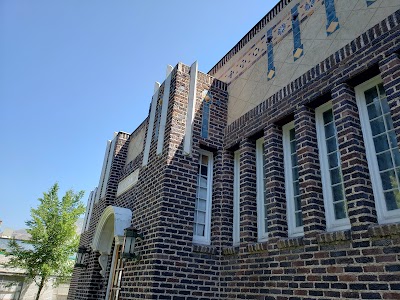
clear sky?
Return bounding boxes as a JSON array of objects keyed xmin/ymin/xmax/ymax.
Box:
[{"xmin": 0, "ymin": 0, "xmax": 278, "ymax": 230}]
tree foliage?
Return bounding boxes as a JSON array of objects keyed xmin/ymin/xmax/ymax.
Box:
[{"xmin": 4, "ymin": 183, "xmax": 85, "ymax": 300}]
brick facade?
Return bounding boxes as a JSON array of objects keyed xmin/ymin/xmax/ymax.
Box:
[{"xmin": 69, "ymin": 2, "xmax": 400, "ymax": 299}]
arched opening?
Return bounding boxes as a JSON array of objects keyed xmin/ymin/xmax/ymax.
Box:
[{"xmin": 91, "ymin": 206, "xmax": 132, "ymax": 300}]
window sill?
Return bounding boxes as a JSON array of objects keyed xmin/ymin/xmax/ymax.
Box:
[
  {"xmin": 368, "ymin": 222, "xmax": 400, "ymax": 238},
  {"xmin": 222, "ymin": 246, "xmax": 239, "ymax": 256},
  {"xmin": 317, "ymin": 229, "xmax": 351, "ymax": 244},
  {"xmin": 192, "ymin": 244, "xmax": 218, "ymax": 255},
  {"xmin": 277, "ymin": 236, "xmax": 304, "ymax": 249}
]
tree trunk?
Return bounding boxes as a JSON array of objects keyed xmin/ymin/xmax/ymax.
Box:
[{"xmin": 34, "ymin": 278, "xmax": 45, "ymax": 300}]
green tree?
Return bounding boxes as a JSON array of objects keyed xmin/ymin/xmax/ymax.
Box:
[{"xmin": 4, "ymin": 183, "xmax": 85, "ymax": 300}]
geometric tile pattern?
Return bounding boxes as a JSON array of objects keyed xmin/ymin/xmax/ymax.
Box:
[
  {"xmin": 325, "ymin": 0, "xmax": 340, "ymax": 36},
  {"xmin": 218, "ymin": 0, "xmax": 321, "ymax": 84}
]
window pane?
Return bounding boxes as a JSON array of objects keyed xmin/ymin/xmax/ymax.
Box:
[
  {"xmin": 200, "ymin": 165, "xmax": 208, "ymax": 176},
  {"xmin": 197, "ymin": 211, "xmax": 206, "ymax": 224},
  {"xmin": 326, "ymin": 137, "xmax": 337, "ymax": 153},
  {"xmin": 384, "ymin": 190, "xmax": 400, "ymax": 211},
  {"xmin": 370, "ymin": 117, "xmax": 386, "ymax": 136},
  {"xmin": 365, "ymin": 86, "xmax": 379, "ymax": 105},
  {"xmin": 389, "ymin": 131, "xmax": 398, "ymax": 149},
  {"xmin": 290, "ymin": 128, "xmax": 296, "ymax": 140},
  {"xmin": 328, "ymin": 152, "xmax": 339, "ymax": 168},
  {"xmin": 323, "ymin": 109, "xmax": 333, "ymax": 123},
  {"xmin": 198, "ymin": 187, "xmax": 207, "ymax": 200},
  {"xmin": 381, "ymin": 97, "xmax": 391, "ymax": 114},
  {"xmin": 373, "ymin": 134, "xmax": 390, "ymax": 153},
  {"xmin": 324, "ymin": 122, "xmax": 335, "ymax": 139},
  {"xmin": 196, "ymin": 224, "xmax": 205, "ymax": 236},
  {"xmin": 290, "ymin": 141, "xmax": 296, "ymax": 154},
  {"xmin": 380, "ymin": 170, "xmax": 397, "ymax": 190},
  {"xmin": 367, "ymin": 102, "xmax": 381, "ymax": 119},
  {"xmin": 199, "ymin": 176, "xmax": 207, "ymax": 188},
  {"xmin": 295, "ymin": 211, "xmax": 303, "ymax": 227},
  {"xmin": 393, "ymin": 148, "xmax": 400, "ymax": 167},
  {"xmin": 291, "ymin": 154, "xmax": 298, "ymax": 169},
  {"xmin": 197, "ymin": 199, "xmax": 207, "ymax": 211},
  {"xmin": 377, "ymin": 151, "xmax": 393, "ymax": 171},
  {"xmin": 330, "ymin": 167, "xmax": 341, "ymax": 185},
  {"xmin": 201, "ymin": 155, "xmax": 209, "ymax": 165},
  {"xmin": 334, "ymin": 201, "xmax": 346, "ymax": 220},
  {"xmin": 332, "ymin": 184, "xmax": 344, "ymax": 202},
  {"xmin": 294, "ymin": 196, "xmax": 301, "ymax": 211},
  {"xmin": 385, "ymin": 114, "xmax": 394, "ymax": 130}
]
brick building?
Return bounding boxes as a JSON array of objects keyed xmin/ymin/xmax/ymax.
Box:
[{"xmin": 68, "ymin": 0, "xmax": 400, "ymax": 299}]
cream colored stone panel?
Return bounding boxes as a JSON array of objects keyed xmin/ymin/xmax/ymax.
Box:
[
  {"xmin": 125, "ymin": 126, "xmax": 145, "ymax": 166},
  {"xmin": 228, "ymin": 77, "xmax": 248, "ymax": 99},
  {"xmin": 227, "ymin": 96, "xmax": 249, "ymax": 124}
]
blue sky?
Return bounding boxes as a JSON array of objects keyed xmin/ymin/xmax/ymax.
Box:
[{"xmin": 0, "ymin": 0, "xmax": 277, "ymax": 230}]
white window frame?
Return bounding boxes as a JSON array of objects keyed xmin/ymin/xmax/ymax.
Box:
[
  {"xmin": 316, "ymin": 101, "xmax": 350, "ymax": 232},
  {"xmin": 256, "ymin": 138, "xmax": 268, "ymax": 242},
  {"xmin": 233, "ymin": 151, "xmax": 240, "ymax": 246},
  {"xmin": 283, "ymin": 121, "xmax": 304, "ymax": 237},
  {"xmin": 193, "ymin": 150, "xmax": 213, "ymax": 245},
  {"xmin": 355, "ymin": 75, "xmax": 400, "ymax": 224}
]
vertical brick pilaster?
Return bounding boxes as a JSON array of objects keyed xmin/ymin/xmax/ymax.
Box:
[
  {"xmin": 294, "ymin": 106, "xmax": 325, "ymax": 238},
  {"xmin": 331, "ymin": 83, "xmax": 377, "ymax": 235},
  {"xmin": 219, "ymin": 150, "xmax": 235, "ymax": 248},
  {"xmin": 264, "ymin": 123, "xmax": 287, "ymax": 239},
  {"xmin": 239, "ymin": 139, "xmax": 257, "ymax": 245},
  {"xmin": 379, "ymin": 53, "xmax": 400, "ymax": 149}
]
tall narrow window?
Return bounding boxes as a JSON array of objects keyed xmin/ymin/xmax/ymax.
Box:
[
  {"xmin": 233, "ymin": 151, "xmax": 240, "ymax": 246},
  {"xmin": 316, "ymin": 102, "xmax": 350, "ymax": 231},
  {"xmin": 356, "ymin": 76, "xmax": 400, "ymax": 224},
  {"xmin": 283, "ymin": 122, "xmax": 303, "ymax": 237},
  {"xmin": 256, "ymin": 138, "xmax": 268, "ymax": 241},
  {"xmin": 193, "ymin": 150, "xmax": 213, "ymax": 244}
]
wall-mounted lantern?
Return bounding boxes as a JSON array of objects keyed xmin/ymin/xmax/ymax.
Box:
[
  {"xmin": 75, "ymin": 246, "xmax": 90, "ymax": 268},
  {"xmin": 123, "ymin": 226, "xmax": 143, "ymax": 260}
]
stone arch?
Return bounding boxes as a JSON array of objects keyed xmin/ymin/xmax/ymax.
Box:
[{"xmin": 92, "ymin": 205, "xmax": 132, "ymax": 255}]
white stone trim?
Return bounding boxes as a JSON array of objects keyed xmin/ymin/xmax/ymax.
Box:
[
  {"xmin": 142, "ymin": 82, "xmax": 161, "ymax": 166},
  {"xmin": 183, "ymin": 61, "xmax": 198, "ymax": 155},
  {"xmin": 100, "ymin": 134, "xmax": 117, "ymax": 199},
  {"xmin": 157, "ymin": 65, "xmax": 174, "ymax": 155},
  {"xmin": 233, "ymin": 150, "xmax": 240, "ymax": 246},
  {"xmin": 256, "ymin": 137, "xmax": 268, "ymax": 242},
  {"xmin": 82, "ymin": 190, "xmax": 94, "ymax": 233},
  {"xmin": 95, "ymin": 141, "xmax": 111, "ymax": 203}
]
